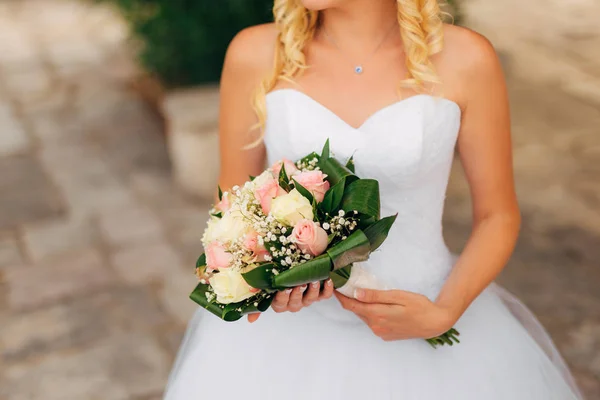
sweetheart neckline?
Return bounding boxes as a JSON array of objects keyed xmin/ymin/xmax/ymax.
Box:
[{"xmin": 266, "ymin": 88, "xmax": 462, "ymax": 130}]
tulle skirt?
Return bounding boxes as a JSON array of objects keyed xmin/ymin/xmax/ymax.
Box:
[{"xmin": 163, "ymin": 283, "xmax": 584, "ymax": 400}]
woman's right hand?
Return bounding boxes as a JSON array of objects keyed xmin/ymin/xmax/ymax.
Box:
[{"xmin": 247, "ymin": 279, "xmax": 334, "ymax": 323}]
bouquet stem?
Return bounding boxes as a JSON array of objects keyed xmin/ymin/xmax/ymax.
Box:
[{"xmin": 426, "ymin": 328, "xmax": 461, "ymax": 349}]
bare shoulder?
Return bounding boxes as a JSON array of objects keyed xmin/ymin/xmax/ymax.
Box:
[
  {"xmin": 437, "ymin": 24, "xmax": 505, "ymax": 104},
  {"xmin": 441, "ymin": 24, "xmax": 502, "ymax": 76},
  {"xmin": 223, "ymin": 23, "xmax": 278, "ymax": 79}
]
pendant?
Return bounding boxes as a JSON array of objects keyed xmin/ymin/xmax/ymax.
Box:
[{"xmin": 354, "ymin": 65, "xmax": 363, "ymax": 74}]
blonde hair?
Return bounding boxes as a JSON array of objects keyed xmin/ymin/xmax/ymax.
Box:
[{"xmin": 249, "ymin": 0, "xmax": 445, "ymax": 144}]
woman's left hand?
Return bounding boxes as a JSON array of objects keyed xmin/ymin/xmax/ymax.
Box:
[{"xmin": 334, "ymin": 288, "xmax": 457, "ymax": 341}]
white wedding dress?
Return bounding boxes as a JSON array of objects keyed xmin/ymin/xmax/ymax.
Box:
[{"xmin": 163, "ymin": 89, "xmax": 584, "ymax": 399}]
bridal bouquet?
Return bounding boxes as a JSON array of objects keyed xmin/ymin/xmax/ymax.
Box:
[{"xmin": 191, "ymin": 140, "xmax": 459, "ymax": 348}]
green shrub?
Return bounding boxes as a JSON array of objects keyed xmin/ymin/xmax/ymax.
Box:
[
  {"xmin": 109, "ymin": 0, "xmax": 460, "ymax": 87},
  {"xmin": 110, "ymin": 0, "xmax": 273, "ymax": 87}
]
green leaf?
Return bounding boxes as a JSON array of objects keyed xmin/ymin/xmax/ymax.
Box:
[
  {"xmin": 190, "ymin": 283, "xmax": 234, "ymax": 320},
  {"xmin": 210, "ymin": 211, "xmax": 223, "ymax": 218},
  {"xmin": 363, "ymin": 214, "xmax": 398, "ymax": 252},
  {"xmin": 195, "ymin": 253, "xmax": 207, "ymax": 278},
  {"xmin": 292, "ymin": 178, "xmax": 314, "ymax": 204},
  {"xmin": 327, "ymin": 233, "xmax": 336, "ymax": 245},
  {"xmin": 242, "ymin": 264, "xmax": 275, "ymax": 290},
  {"xmin": 278, "ymin": 163, "xmax": 291, "ymax": 192},
  {"xmin": 320, "ymin": 139, "xmax": 330, "ymax": 161},
  {"xmin": 221, "ymin": 304, "xmax": 244, "ymax": 322},
  {"xmin": 320, "ymin": 176, "xmax": 346, "ymax": 214},
  {"xmin": 224, "ymin": 294, "xmax": 276, "ymax": 320},
  {"xmin": 256, "ymin": 295, "xmax": 275, "ymax": 312},
  {"xmin": 249, "ymin": 175, "xmax": 256, "ymax": 181},
  {"xmin": 345, "ymin": 155, "xmax": 355, "ymax": 173},
  {"xmin": 196, "ymin": 253, "xmax": 207, "ymax": 269},
  {"xmin": 330, "ymin": 265, "xmax": 353, "ymax": 289},
  {"xmin": 218, "ymin": 186, "xmax": 223, "ymax": 201},
  {"xmin": 320, "ymin": 158, "xmax": 357, "ymax": 187},
  {"xmin": 340, "ymin": 179, "xmax": 380, "ymax": 220},
  {"xmin": 190, "ymin": 283, "xmax": 275, "ymax": 322},
  {"xmin": 311, "ymin": 195, "xmax": 319, "ymax": 222},
  {"xmin": 273, "ymin": 254, "xmax": 333, "ymax": 288},
  {"xmin": 336, "ymin": 265, "xmax": 352, "ymax": 280},
  {"xmin": 326, "ymin": 229, "xmax": 371, "ymax": 270},
  {"xmin": 357, "ymin": 214, "xmax": 377, "ymax": 230}
]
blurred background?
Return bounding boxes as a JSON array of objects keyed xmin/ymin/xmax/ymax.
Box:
[{"xmin": 0, "ymin": 0, "xmax": 598, "ymax": 399}]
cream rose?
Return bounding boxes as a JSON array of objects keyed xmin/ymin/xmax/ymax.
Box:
[
  {"xmin": 202, "ymin": 210, "xmax": 249, "ymax": 244},
  {"xmin": 270, "ymin": 189, "xmax": 314, "ymax": 226},
  {"xmin": 209, "ymin": 268, "xmax": 256, "ymax": 304}
]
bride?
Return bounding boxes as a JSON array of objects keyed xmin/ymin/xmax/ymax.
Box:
[{"xmin": 164, "ymin": 0, "xmax": 584, "ymax": 399}]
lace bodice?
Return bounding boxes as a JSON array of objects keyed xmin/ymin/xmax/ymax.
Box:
[{"xmin": 264, "ymin": 89, "xmax": 462, "ymax": 303}]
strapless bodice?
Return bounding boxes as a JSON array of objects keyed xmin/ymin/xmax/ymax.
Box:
[
  {"xmin": 264, "ymin": 89, "xmax": 462, "ymax": 301},
  {"xmin": 164, "ymin": 89, "xmax": 583, "ymax": 400}
]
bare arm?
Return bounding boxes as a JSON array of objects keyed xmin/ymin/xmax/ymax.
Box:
[
  {"xmin": 218, "ymin": 25, "xmax": 274, "ymax": 190},
  {"xmin": 435, "ymin": 33, "xmax": 521, "ymax": 320},
  {"xmin": 335, "ymin": 31, "xmax": 521, "ymax": 341}
]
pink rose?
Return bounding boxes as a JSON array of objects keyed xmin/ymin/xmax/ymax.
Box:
[
  {"xmin": 291, "ymin": 219, "xmax": 328, "ymax": 256},
  {"xmin": 205, "ymin": 242, "xmax": 233, "ymax": 271},
  {"xmin": 243, "ymin": 230, "xmax": 270, "ymax": 262},
  {"xmin": 271, "ymin": 158, "xmax": 298, "ymax": 177},
  {"xmin": 214, "ymin": 193, "xmax": 231, "ymax": 213},
  {"xmin": 255, "ymin": 178, "xmax": 286, "ymax": 214},
  {"xmin": 293, "ymin": 171, "xmax": 330, "ymax": 203}
]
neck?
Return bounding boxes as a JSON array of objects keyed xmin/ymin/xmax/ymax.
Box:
[{"xmin": 317, "ymin": 0, "xmax": 399, "ymax": 49}]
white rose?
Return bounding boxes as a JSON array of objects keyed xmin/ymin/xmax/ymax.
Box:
[
  {"xmin": 202, "ymin": 216, "xmax": 219, "ymax": 243},
  {"xmin": 270, "ymin": 189, "xmax": 314, "ymax": 226},
  {"xmin": 252, "ymin": 170, "xmax": 275, "ymax": 190},
  {"xmin": 209, "ymin": 268, "xmax": 255, "ymax": 304},
  {"xmin": 202, "ymin": 210, "xmax": 248, "ymax": 244}
]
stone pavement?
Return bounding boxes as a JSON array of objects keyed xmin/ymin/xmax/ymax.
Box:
[
  {"xmin": 0, "ymin": 1, "xmax": 204, "ymax": 399},
  {"xmin": 0, "ymin": 1, "xmax": 598, "ymax": 399},
  {"xmin": 462, "ymin": 0, "xmax": 600, "ymax": 108}
]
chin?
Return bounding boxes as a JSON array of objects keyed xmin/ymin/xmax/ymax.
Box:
[{"xmin": 299, "ymin": 0, "xmax": 341, "ymax": 10}]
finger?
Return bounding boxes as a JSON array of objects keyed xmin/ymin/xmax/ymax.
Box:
[
  {"xmin": 354, "ymin": 288, "xmax": 415, "ymax": 305},
  {"xmin": 334, "ymin": 291, "xmax": 370, "ymax": 316},
  {"xmin": 288, "ymin": 285, "xmax": 307, "ymax": 312},
  {"xmin": 247, "ymin": 313, "xmax": 260, "ymax": 323},
  {"xmin": 303, "ymin": 281, "xmax": 320, "ymax": 306},
  {"xmin": 319, "ymin": 279, "xmax": 334, "ymax": 299},
  {"xmin": 272, "ymin": 288, "xmax": 292, "ymax": 312}
]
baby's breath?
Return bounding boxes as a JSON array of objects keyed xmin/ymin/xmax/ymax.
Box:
[
  {"xmin": 320, "ymin": 210, "xmax": 359, "ymax": 242},
  {"xmin": 296, "ymin": 157, "xmax": 320, "ymax": 172}
]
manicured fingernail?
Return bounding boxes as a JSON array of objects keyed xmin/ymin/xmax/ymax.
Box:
[
  {"xmin": 354, "ymin": 288, "xmax": 364, "ymax": 300},
  {"xmin": 285, "ymin": 288, "xmax": 293, "ymax": 294},
  {"xmin": 300, "ymin": 285, "xmax": 308, "ymax": 292},
  {"xmin": 311, "ymin": 281, "xmax": 319, "ymax": 289},
  {"xmin": 326, "ymin": 279, "xmax": 333, "ymax": 287}
]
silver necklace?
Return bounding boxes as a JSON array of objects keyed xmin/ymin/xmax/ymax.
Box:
[{"xmin": 323, "ymin": 23, "xmax": 398, "ymax": 75}]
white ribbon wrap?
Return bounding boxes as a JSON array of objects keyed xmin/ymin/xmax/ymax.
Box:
[{"xmin": 336, "ymin": 263, "xmax": 389, "ymax": 298}]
